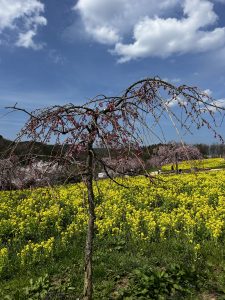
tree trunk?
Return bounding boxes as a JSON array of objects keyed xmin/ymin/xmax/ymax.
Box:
[
  {"xmin": 175, "ymin": 152, "xmax": 179, "ymax": 174},
  {"xmin": 83, "ymin": 144, "xmax": 95, "ymax": 300}
]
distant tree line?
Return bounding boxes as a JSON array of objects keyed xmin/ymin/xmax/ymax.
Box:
[
  {"xmin": 1, "ymin": 135, "xmax": 224, "ymax": 162},
  {"xmin": 194, "ymin": 143, "xmax": 225, "ymax": 158}
]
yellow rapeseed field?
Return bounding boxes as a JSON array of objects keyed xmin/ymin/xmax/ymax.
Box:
[
  {"xmin": 0, "ymin": 170, "xmax": 225, "ymax": 273},
  {"xmin": 162, "ymin": 157, "xmax": 225, "ymax": 171}
]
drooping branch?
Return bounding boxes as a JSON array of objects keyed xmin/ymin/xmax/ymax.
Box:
[{"xmin": 5, "ymin": 78, "xmax": 225, "ymax": 172}]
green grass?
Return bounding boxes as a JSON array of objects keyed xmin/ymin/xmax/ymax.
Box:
[{"xmin": 1, "ymin": 236, "xmax": 225, "ymax": 299}]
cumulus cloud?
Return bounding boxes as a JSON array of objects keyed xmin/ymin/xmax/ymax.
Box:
[
  {"xmin": 164, "ymin": 87, "xmax": 225, "ymax": 111},
  {"xmin": 167, "ymin": 87, "xmax": 225, "ymax": 112},
  {"xmin": 198, "ymin": 98, "xmax": 225, "ymax": 113},
  {"xmin": 199, "ymin": 89, "xmax": 225, "ymax": 112},
  {"xmin": 0, "ymin": 0, "xmax": 47, "ymax": 49},
  {"xmin": 207, "ymin": 99, "xmax": 225, "ymax": 112},
  {"xmin": 75, "ymin": 0, "xmax": 225, "ymax": 62},
  {"xmin": 75, "ymin": 0, "xmax": 180, "ymax": 44}
]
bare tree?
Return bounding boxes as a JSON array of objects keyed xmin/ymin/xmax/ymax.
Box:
[{"xmin": 6, "ymin": 77, "xmax": 225, "ymax": 300}]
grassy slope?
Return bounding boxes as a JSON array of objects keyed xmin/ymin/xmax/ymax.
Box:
[{"xmin": 1, "ymin": 237, "xmax": 225, "ymax": 299}]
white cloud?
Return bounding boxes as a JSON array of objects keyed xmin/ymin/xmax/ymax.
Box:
[
  {"xmin": 204, "ymin": 89, "xmax": 213, "ymax": 97},
  {"xmin": 75, "ymin": 0, "xmax": 180, "ymax": 44},
  {"xmin": 165, "ymin": 96, "xmax": 187, "ymax": 107},
  {"xmin": 75, "ymin": 0, "xmax": 225, "ymax": 62},
  {"xmin": 165, "ymin": 88, "xmax": 225, "ymax": 111},
  {"xmin": 183, "ymin": 88, "xmax": 225, "ymax": 112},
  {"xmin": 0, "ymin": 0, "xmax": 47, "ymax": 49},
  {"xmin": 88, "ymin": 25, "xmax": 119, "ymax": 45},
  {"xmin": 16, "ymin": 30, "xmax": 42, "ymax": 49},
  {"xmin": 208, "ymin": 99, "xmax": 225, "ymax": 112}
]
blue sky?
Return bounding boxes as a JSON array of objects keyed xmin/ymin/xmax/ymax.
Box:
[{"xmin": 0, "ymin": 0, "xmax": 225, "ymax": 143}]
